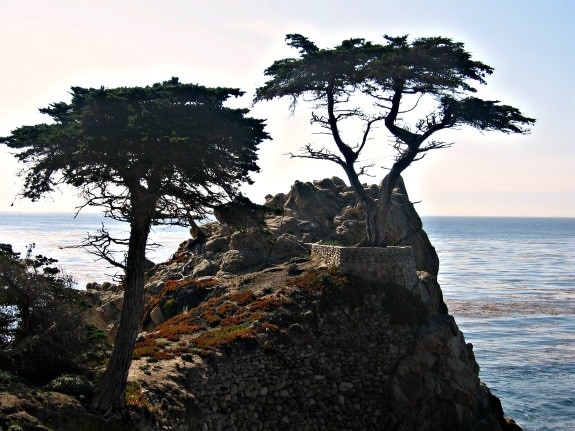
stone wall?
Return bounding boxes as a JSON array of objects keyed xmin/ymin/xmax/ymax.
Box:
[
  {"xmin": 311, "ymin": 244, "xmax": 418, "ymax": 288},
  {"xmin": 176, "ymin": 291, "xmax": 497, "ymax": 431},
  {"xmin": 127, "ymin": 249, "xmax": 513, "ymax": 431}
]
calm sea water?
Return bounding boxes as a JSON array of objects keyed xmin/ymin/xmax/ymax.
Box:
[
  {"xmin": 422, "ymin": 217, "xmax": 575, "ymax": 431},
  {"xmin": 0, "ymin": 212, "xmax": 189, "ymax": 285},
  {"xmin": 0, "ymin": 213, "xmax": 573, "ymax": 430}
]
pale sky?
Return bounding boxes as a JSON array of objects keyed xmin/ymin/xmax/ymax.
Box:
[{"xmin": 1, "ymin": 0, "xmax": 573, "ymax": 217}]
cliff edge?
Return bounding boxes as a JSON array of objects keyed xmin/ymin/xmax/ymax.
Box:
[{"xmin": 0, "ymin": 178, "xmax": 522, "ymax": 431}]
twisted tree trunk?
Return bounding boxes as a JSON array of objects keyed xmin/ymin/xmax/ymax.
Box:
[{"xmin": 91, "ymin": 199, "xmax": 151, "ymax": 416}]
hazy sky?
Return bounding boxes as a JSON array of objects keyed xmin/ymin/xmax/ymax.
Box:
[{"xmin": 1, "ymin": 0, "xmax": 573, "ymax": 216}]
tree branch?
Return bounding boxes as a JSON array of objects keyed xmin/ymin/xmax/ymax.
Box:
[{"xmin": 65, "ymin": 225, "xmax": 128, "ymax": 271}]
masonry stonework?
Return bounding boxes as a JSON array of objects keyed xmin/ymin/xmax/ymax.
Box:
[
  {"xmin": 311, "ymin": 244, "xmax": 418, "ymax": 288},
  {"xmin": 175, "ymin": 290, "xmax": 485, "ymax": 431}
]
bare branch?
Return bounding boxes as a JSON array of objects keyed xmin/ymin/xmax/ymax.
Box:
[
  {"xmin": 357, "ymin": 162, "xmax": 376, "ymax": 177},
  {"xmin": 289, "ymin": 144, "xmax": 346, "ymax": 167},
  {"xmin": 357, "ymin": 115, "xmax": 385, "ymax": 156},
  {"xmin": 64, "ymin": 224, "xmax": 128, "ymax": 271}
]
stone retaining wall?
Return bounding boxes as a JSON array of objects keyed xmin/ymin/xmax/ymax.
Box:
[
  {"xmin": 311, "ymin": 244, "xmax": 418, "ymax": 287},
  {"xmin": 178, "ymin": 293, "xmax": 483, "ymax": 431},
  {"xmin": 184, "ymin": 296, "xmax": 421, "ymax": 431}
]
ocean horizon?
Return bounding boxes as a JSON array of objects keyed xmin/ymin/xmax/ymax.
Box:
[{"xmin": 0, "ymin": 213, "xmax": 573, "ymax": 431}]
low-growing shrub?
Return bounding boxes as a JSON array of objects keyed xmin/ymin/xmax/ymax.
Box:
[
  {"xmin": 229, "ymin": 289, "xmax": 256, "ymax": 306},
  {"xmin": 192, "ymin": 323, "xmax": 253, "ymax": 351},
  {"xmin": 200, "ymin": 309, "xmax": 221, "ymax": 327},
  {"xmin": 44, "ymin": 373, "xmax": 95, "ymax": 397},
  {"xmin": 249, "ymin": 296, "xmax": 285, "ymax": 312},
  {"xmin": 125, "ymin": 381, "xmax": 152, "ymax": 410},
  {"xmin": 154, "ymin": 314, "xmax": 204, "ymax": 340},
  {"xmin": 215, "ymin": 301, "xmax": 236, "ymax": 317},
  {"xmin": 289, "ymin": 267, "xmax": 348, "ymax": 297},
  {"xmin": 133, "ymin": 338, "xmax": 162, "ymax": 360}
]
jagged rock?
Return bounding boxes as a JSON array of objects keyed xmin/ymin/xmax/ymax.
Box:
[
  {"xmin": 386, "ymin": 314, "xmax": 480, "ymax": 429},
  {"xmin": 410, "ymin": 271, "xmax": 446, "ymax": 314},
  {"xmin": 214, "ymin": 196, "xmax": 270, "ymax": 228},
  {"xmin": 284, "ymin": 180, "xmax": 344, "ymax": 232},
  {"xmin": 386, "ymin": 178, "xmax": 439, "ymax": 275},
  {"xmin": 205, "ymin": 236, "xmax": 229, "ymax": 254},
  {"xmin": 191, "ymin": 258, "xmax": 217, "ymax": 277},
  {"xmin": 82, "ymin": 289, "xmax": 124, "ymax": 340},
  {"xmin": 145, "ymin": 280, "xmax": 165, "ymax": 294},
  {"xmin": 149, "ymin": 306, "xmax": 166, "ymax": 326},
  {"xmin": 70, "ymin": 177, "xmax": 519, "ymax": 431},
  {"xmin": 269, "ymin": 233, "xmax": 311, "ymax": 261},
  {"xmin": 263, "ymin": 176, "xmax": 439, "ymax": 275},
  {"xmin": 220, "ymin": 249, "xmax": 263, "ymax": 273}
]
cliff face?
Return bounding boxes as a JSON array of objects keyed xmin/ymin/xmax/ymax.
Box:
[
  {"xmin": 92, "ymin": 177, "xmax": 518, "ymax": 431},
  {"xmin": 52, "ymin": 177, "xmax": 521, "ymax": 431},
  {"xmin": 141, "ymin": 274, "xmax": 505, "ymax": 431}
]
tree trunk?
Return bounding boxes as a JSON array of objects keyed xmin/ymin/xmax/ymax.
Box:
[
  {"xmin": 362, "ymin": 199, "xmax": 380, "ymax": 246},
  {"xmin": 358, "ymin": 172, "xmax": 400, "ymax": 247},
  {"xmin": 91, "ymin": 212, "xmax": 151, "ymax": 416},
  {"xmin": 375, "ymin": 173, "xmax": 398, "ymax": 247},
  {"xmin": 338, "ymin": 164, "xmax": 381, "ymax": 247}
]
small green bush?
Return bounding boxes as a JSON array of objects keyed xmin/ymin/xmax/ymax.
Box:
[
  {"xmin": 0, "ymin": 369, "xmax": 22, "ymax": 386},
  {"xmin": 44, "ymin": 373, "xmax": 95, "ymax": 397}
]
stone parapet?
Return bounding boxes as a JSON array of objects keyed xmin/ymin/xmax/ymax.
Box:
[{"xmin": 311, "ymin": 244, "xmax": 418, "ymax": 287}]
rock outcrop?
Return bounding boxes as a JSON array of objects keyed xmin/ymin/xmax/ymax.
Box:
[
  {"xmin": 263, "ymin": 177, "xmax": 439, "ymax": 275},
  {"xmin": 84, "ymin": 177, "xmax": 441, "ymax": 339},
  {"xmin": 5, "ymin": 177, "xmax": 520, "ymax": 430}
]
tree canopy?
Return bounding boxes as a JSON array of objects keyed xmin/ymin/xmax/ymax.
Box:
[
  {"xmin": 1, "ymin": 77, "xmax": 269, "ymax": 415},
  {"xmin": 256, "ymin": 34, "xmax": 535, "ymax": 246},
  {"xmin": 3, "ymin": 77, "xmax": 267, "ymax": 223}
]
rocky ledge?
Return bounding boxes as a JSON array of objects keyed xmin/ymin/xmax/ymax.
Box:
[{"xmin": 1, "ymin": 178, "xmax": 522, "ymax": 430}]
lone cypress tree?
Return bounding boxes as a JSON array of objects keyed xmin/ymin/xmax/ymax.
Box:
[
  {"xmin": 1, "ymin": 77, "xmax": 269, "ymax": 415},
  {"xmin": 256, "ymin": 34, "xmax": 535, "ymax": 246}
]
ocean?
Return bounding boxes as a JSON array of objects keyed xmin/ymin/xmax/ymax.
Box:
[
  {"xmin": 0, "ymin": 212, "xmax": 190, "ymax": 286},
  {"xmin": 423, "ymin": 217, "xmax": 575, "ymax": 431},
  {"xmin": 0, "ymin": 213, "xmax": 573, "ymax": 431}
]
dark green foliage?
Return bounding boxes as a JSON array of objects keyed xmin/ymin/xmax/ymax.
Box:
[
  {"xmin": 0, "ymin": 77, "xmax": 269, "ymax": 414},
  {"xmin": 0, "ymin": 243, "xmax": 69, "ymax": 347},
  {"xmin": 0, "ymin": 369, "xmax": 22, "ymax": 385},
  {"xmin": 256, "ymin": 34, "xmax": 535, "ymax": 246},
  {"xmin": 44, "ymin": 373, "xmax": 95, "ymax": 397},
  {"xmin": 1, "ymin": 77, "xmax": 269, "ymax": 222},
  {"xmin": 0, "ymin": 244, "xmax": 111, "ymax": 383}
]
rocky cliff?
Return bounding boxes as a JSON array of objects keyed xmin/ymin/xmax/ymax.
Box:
[
  {"xmin": 0, "ymin": 178, "xmax": 522, "ymax": 430},
  {"xmin": 81, "ymin": 177, "xmax": 520, "ymax": 430}
]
